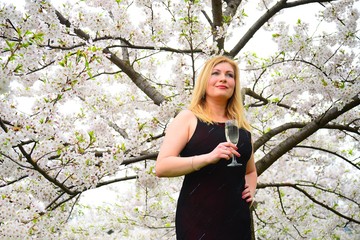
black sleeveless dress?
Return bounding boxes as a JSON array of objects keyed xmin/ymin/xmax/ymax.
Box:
[{"xmin": 176, "ymin": 119, "xmax": 252, "ymax": 240}]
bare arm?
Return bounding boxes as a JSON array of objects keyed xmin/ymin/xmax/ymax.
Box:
[
  {"xmin": 242, "ymin": 150, "xmax": 257, "ymax": 204},
  {"xmin": 155, "ymin": 110, "xmax": 239, "ymax": 177}
]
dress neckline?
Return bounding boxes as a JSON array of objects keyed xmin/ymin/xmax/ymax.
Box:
[{"xmin": 215, "ymin": 122, "xmax": 225, "ymax": 126}]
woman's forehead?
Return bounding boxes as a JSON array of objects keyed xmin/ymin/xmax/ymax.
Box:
[{"xmin": 213, "ymin": 62, "xmax": 235, "ymax": 71}]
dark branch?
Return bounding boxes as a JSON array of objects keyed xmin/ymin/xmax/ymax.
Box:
[
  {"xmin": 295, "ymin": 145, "xmax": 360, "ymax": 170},
  {"xmin": 102, "ymin": 47, "xmax": 166, "ymax": 106},
  {"xmin": 224, "ymin": 0, "xmax": 243, "ymax": 18},
  {"xmin": 244, "ymin": 87, "xmax": 298, "ymax": 112},
  {"xmin": 17, "ymin": 143, "xmax": 79, "ymax": 195},
  {"xmin": 123, "ymin": 152, "xmax": 158, "ymax": 165},
  {"xmin": 201, "ymin": 10, "xmax": 213, "ymax": 27},
  {"xmin": 54, "ymin": 10, "xmax": 167, "ymax": 106},
  {"xmin": 212, "ymin": 0, "xmax": 224, "ymax": 50},
  {"xmin": 47, "ymin": 193, "xmax": 80, "ymax": 211},
  {"xmin": 40, "ymin": 36, "xmax": 202, "ymax": 53},
  {"xmin": 0, "ymin": 117, "xmax": 9, "ymax": 133},
  {"xmin": 54, "ymin": 10, "xmax": 90, "ymax": 41},
  {"xmin": 229, "ymin": 0, "xmax": 337, "ymax": 57},
  {"xmin": 96, "ymin": 175, "xmax": 137, "ymax": 188},
  {"xmin": 0, "ymin": 175, "xmax": 28, "ymax": 188},
  {"xmin": 257, "ymin": 182, "xmax": 360, "ymax": 224},
  {"xmin": 256, "ymin": 95, "xmax": 360, "ymax": 176},
  {"xmin": 253, "ymin": 122, "xmax": 305, "ymax": 151}
]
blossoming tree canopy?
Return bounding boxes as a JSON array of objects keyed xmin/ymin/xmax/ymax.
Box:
[{"xmin": 0, "ymin": 0, "xmax": 359, "ymax": 239}]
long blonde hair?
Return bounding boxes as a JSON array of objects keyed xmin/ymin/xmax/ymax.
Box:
[{"xmin": 189, "ymin": 55, "xmax": 251, "ymax": 130}]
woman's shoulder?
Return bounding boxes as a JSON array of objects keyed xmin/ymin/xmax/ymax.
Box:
[
  {"xmin": 175, "ymin": 109, "xmax": 197, "ymax": 121},
  {"xmin": 171, "ymin": 109, "xmax": 198, "ymax": 135}
]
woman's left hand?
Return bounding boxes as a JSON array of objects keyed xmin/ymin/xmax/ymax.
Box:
[{"xmin": 242, "ymin": 183, "xmax": 254, "ymax": 205}]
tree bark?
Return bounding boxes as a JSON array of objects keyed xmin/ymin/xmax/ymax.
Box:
[{"xmin": 256, "ymin": 95, "xmax": 360, "ymax": 175}]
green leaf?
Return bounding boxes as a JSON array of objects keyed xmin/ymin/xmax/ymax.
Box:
[
  {"xmin": 120, "ymin": 143, "xmax": 126, "ymax": 152},
  {"xmin": 5, "ymin": 40, "xmax": 16, "ymax": 51},
  {"xmin": 223, "ymin": 15, "xmax": 232, "ymax": 24},
  {"xmin": 272, "ymin": 33, "xmax": 281, "ymax": 38},
  {"xmin": 14, "ymin": 64, "xmax": 23, "ymax": 73},
  {"xmin": 241, "ymin": 9, "xmax": 248, "ymax": 17},
  {"xmin": 88, "ymin": 131, "xmax": 96, "ymax": 143},
  {"xmin": 138, "ymin": 122, "xmax": 146, "ymax": 131}
]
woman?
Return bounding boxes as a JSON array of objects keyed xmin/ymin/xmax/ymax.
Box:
[{"xmin": 156, "ymin": 55, "xmax": 257, "ymax": 240}]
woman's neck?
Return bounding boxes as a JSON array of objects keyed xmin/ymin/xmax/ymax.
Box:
[{"xmin": 205, "ymin": 98, "xmax": 228, "ymax": 122}]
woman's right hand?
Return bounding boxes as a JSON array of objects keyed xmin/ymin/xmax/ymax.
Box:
[{"xmin": 207, "ymin": 142, "xmax": 240, "ymax": 164}]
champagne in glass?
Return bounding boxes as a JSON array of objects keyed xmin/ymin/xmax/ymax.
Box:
[{"xmin": 225, "ymin": 120, "xmax": 242, "ymax": 167}]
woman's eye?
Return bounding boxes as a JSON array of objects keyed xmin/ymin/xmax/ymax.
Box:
[
  {"xmin": 227, "ymin": 73, "xmax": 234, "ymax": 78},
  {"xmin": 211, "ymin": 71, "xmax": 234, "ymax": 78}
]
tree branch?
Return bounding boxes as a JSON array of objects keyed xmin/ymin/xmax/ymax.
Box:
[
  {"xmin": 17, "ymin": 143, "xmax": 79, "ymax": 196},
  {"xmin": 108, "ymin": 42, "xmax": 202, "ymax": 54},
  {"xmin": 254, "ymin": 120, "xmax": 359, "ymax": 154},
  {"xmin": 212, "ymin": 0, "xmax": 224, "ymax": 50},
  {"xmin": 0, "ymin": 117, "xmax": 8, "ymax": 133},
  {"xmin": 41, "ymin": 37, "xmax": 202, "ymax": 53},
  {"xmin": 123, "ymin": 152, "xmax": 158, "ymax": 165},
  {"xmin": 257, "ymin": 182, "xmax": 360, "ymax": 224},
  {"xmin": 253, "ymin": 122, "xmax": 305, "ymax": 151},
  {"xmin": 224, "ymin": 0, "xmax": 243, "ymax": 18},
  {"xmin": 54, "ymin": 10, "xmax": 90, "ymax": 41},
  {"xmin": 47, "ymin": 193, "xmax": 80, "ymax": 212},
  {"xmin": 228, "ymin": 0, "xmax": 337, "ymax": 57},
  {"xmin": 256, "ymin": 95, "xmax": 360, "ymax": 175},
  {"xmin": 102, "ymin": 47, "xmax": 166, "ymax": 106},
  {"xmin": 244, "ymin": 87, "xmax": 298, "ymax": 112},
  {"xmin": 54, "ymin": 10, "xmax": 167, "ymax": 106},
  {"xmin": 295, "ymin": 145, "xmax": 360, "ymax": 170},
  {"xmin": 0, "ymin": 175, "xmax": 28, "ymax": 188},
  {"xmin": 107, "ymin": 120, "xmax": 129, "ymax": 139},
  {"xmin": 96, "ymin": 175, "xmax": 137, "ymax": 188},
  {"xmin": 65, "ymin": 193, "xmax": 82, "ymax": 222},
  {"xmin": 201, "ymin": 10, "xmax": 213, "ymax": 28}
]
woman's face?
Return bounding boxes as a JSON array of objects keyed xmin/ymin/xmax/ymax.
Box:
[{"xmin": 205, "ymin": 62, "xmax": 236, "ymax": 101}]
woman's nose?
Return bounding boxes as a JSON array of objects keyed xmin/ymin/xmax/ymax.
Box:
[{"xmin": 219, "ymin": 73, "xmax": 227, "ymax": 81}]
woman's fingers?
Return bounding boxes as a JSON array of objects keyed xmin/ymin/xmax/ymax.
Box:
[
  {"xmin": 220, "ymin": 143, "xmax": 240, "ymax": 157},
  {"xmin": 211, "ymin": 142, "xmax": 241, "ymax": 162},
  {"xmin": 242, "ymin": 184, "xmax": 253, "ymax": 202}
]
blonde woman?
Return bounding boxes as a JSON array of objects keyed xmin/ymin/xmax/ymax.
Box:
[{"xmin": 156, "ymin": 55, "xmax": 257, "ymax": 240}]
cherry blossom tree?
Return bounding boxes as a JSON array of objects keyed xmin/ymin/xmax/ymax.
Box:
[{"xmin": 0, "ymin": 0, "xmax": 359, "ymax": 239}]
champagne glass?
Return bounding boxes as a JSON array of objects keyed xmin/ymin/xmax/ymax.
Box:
[{"xmin": 225, "ymin": 119, "xmax": 242, "ymax": 167}]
